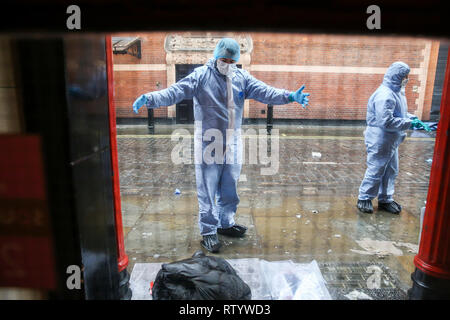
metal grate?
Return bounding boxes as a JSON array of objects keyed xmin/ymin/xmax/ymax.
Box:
[{"xmin": 319, "ymin": 261, "xmax": 408, "ymax": 300}]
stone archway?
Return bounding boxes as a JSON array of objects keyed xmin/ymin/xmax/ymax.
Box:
[{"xmin": 164, "ymin": 33, "xmax": 253, "ymax": 119}]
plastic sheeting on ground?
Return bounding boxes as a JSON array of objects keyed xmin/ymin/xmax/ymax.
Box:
[
  {"xmin": 260, "ymin": 260, "xmax": 331, "ymax": 300},
  {"xmin": 130, "ymin": 257, "xmax": 331, "ymax": 300}
]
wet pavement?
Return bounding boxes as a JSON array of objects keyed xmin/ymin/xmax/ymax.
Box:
[{"xmin": 117, "ymin": 124, "xmax": 435, "ymax": 299}]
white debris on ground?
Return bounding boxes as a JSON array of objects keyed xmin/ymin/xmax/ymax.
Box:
[
  {"xmin": 394, "ymin": 241, "xmax": 419, "ymax": 253},
  {"xmin": 350, "ymin": 238, "xmax": 419, "ymax": 256},
  {"xmin": 312, "ymin": 152, "xmax": 322, "ymax": 158},
  {"xmin": 344, "ymin": 290, "xmax": 373, "ymax": 300}
]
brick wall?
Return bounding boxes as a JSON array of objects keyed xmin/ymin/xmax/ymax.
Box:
[
  {"xmin": 113, "ymin": 32, "xmax": 168, "ymax": 118},
  {"xmin": 248, "ymin": 71, "xmax": 421, "ymax": 120},
  {"xmin": 112, "ymin": 32, "xmax": 440, "ymax": 121},
  {"xmin": 114, "ymin": 70, "xmax": 168, "ymax": 118}
]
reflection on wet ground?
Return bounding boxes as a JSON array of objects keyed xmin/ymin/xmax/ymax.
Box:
[{"xmin": 118, "ymin": 124, "xmax": 435, "ymax": 299}]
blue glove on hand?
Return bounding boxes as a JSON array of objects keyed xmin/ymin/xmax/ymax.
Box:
[
  {"xmin": 132, "ymin": 94, "xmax": 148, "ymax": 114},
  {"xmin": 410, "ymin": 118, "xmax": 431, "ymax": 132},
  {"xmin": 289, "ymin": 85, "xmax": 310, "ymax": 108}
]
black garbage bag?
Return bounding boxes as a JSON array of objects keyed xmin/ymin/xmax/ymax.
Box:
[{"xmin": 152, "ymin": 251, "xmax": 251, "ymax": 300}]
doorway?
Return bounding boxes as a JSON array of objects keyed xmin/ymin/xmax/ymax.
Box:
[
  {"xmin": 175, "ymin": 64, "xmax": 201, "ymax": 124},
  {"xmin": 174, "ymin": 63, "xmax": 243, "ymax": 124}
]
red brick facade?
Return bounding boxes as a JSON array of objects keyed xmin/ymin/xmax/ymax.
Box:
[{"xmin": 112, "ymin": 32, "xmax": 439, "ymax": 121}]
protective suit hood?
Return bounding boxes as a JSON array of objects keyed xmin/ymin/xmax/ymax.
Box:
[
  {"xmin": 206, "ymin": 57, "xmax": 217, "ymax": 70},
  {"xmin": 382, "ymin": 61, "xmax": 410, "ymax": 93}
]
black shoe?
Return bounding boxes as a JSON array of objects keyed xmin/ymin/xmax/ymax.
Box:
[
  {"xmin": 391, "ymin": 200, "xmax": 402, "ymax": 212},
  {"xmin": 200, "ymin": 234, "xmax": 221, "ymax": 253},
  {"xmin": 217, "ymin": 224, "xmax": 248, "ymax": 237},
  {"xmin": 357, "ymin": 199, "xmax": 373, "ymax": 213},
  {"xmin": 378, "ymin": 201, "xmax": 401, "ymax": 214}
]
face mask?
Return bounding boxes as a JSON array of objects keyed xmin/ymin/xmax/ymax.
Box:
[
  {"xmin": 217, "ymin": 59, "xmax": 236, "ymax": 76},
  {"xmin": 401, "ymin": 78, "xmax": 408, "ymax": 87}
]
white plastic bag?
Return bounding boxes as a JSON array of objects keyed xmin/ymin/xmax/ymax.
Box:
[{"xmin": 260, "ymin": 260, "xmax": 331, "ymax": 300}]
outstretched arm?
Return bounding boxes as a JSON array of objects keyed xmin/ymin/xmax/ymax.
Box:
[
  {"xmin": 245, "ymin": 72, "xmax": 309, "ymax": 107},
  {"xmin": 132, "ymin": 68, "xmax": 202, "ymax": 114},
  {"xmin": 244, "ymin": 73, "xmax": 291, "ymax": 105}
]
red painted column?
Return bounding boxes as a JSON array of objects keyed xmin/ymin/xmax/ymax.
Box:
[
  {"xmin": 105, "ymin": 36, "xmax": 129, "ymax": 273},
  {"xmin": 410, "ymin": 46, "xmax": 450, "ymax": 299}
]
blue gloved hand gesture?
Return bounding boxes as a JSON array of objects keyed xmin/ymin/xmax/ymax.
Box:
[
  {"xmin": 289, "ymin": 85, "xmax": 310, "ymax": 108},
  {"xmin": 132, "ymin": 94, "xmax": 148, "ymax": 114},
  {"xmin": 410, "ymin": 118, "xmax": 431, "ymax": 132}
]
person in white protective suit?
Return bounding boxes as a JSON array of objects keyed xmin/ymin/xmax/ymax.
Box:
[
  {"xmin": 357, "ymin": 61, "xmax": 422, "ymax": 214},
  {"xmin": 133, "ymin": 38, "xmax": 310, "ymax": 252}
]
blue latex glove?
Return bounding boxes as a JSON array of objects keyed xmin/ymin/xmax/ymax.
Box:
[
  {"xmin": 288, "ymin": 85, "xmax": 310, "ymax": 108},
  {"xmin": 410, "ymin": 118, "xmax": 431, "ymax": 132},
  {"xmin": 133, "ymin": 94, "xmax": 148, "ymax": 114}
]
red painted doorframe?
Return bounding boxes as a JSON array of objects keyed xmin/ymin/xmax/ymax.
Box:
[
  {"xmin": 105, "ymin": 36, "xmax": 129, "ymax": 273},
  {"xmin": 414, "ymin": 46, "xmax": 450, "ymax": 280}
]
